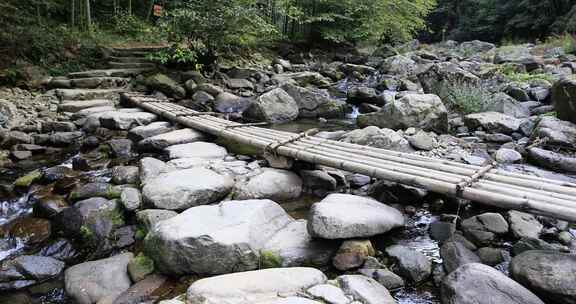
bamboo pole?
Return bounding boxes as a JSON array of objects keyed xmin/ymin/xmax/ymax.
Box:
[
  {"xmin": 126, "ymin": 97, "xmax": 576, "ymax": 221},
  {"xmin": 193, "ymin": 116, "xmax": 576, "ymax": 209}
]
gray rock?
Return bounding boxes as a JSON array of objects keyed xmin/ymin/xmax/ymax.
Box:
[
  {"xmin": 358, "ymin": 93, "xmax": 448, "ymax": 133},
  {"xmin": 494, "ymin": 46, "xmax": 539, "ymax": 68},
  {"xmin": 282, "ymin": 82, "xmax": 343, "ymax": 118},
  {"xmin": 347, "ymin": 87, "xmax": 379, "ymax": 105},
  {"xmin": 139, "ymin": 157, "xmax": 168, "ymax": 185},
  {"xmin": 146, "ymin": 74, "xmax": 186, "ymax": 99},
  {"xmin": 458, "ymin": 40, "xmax": 495, "ymax": 56},
  {"xmin": 272, "ymin": 72, "xmax": 331, "ymax": 87},
  {"xmin": 99, "ymin": 110, "xmax": 157, "ymax": 130},
  {"xmin": 262, "ymin": 220, "xmax": 336, "ymax": 268},
  {"xmin": 246, "ymin": 88, "xmax": 299, "ymax": 123},
  {"xmin": 307, "ymin": 284, "xmax": 350, "ymax": 304},
  {"xmin": 120, "ymin": 187, "xmax": 142, "ymax": 211},
  {"xmin": 111, "ymin": 166, "xmax": 139, "ymax": 184},
  {"xmin": 484, "ymin": 92, "xmax": 530, "ymax": 118},
  {"xmin": 138, "ymin": 128, "xmax": 205, "ymax": 151},
  {"xmin": 337, "ymin": 275, "xmax": 396, "ymax": 304},
  {"xmin": 214, "ymin": 92, "xmax": 251, "ymax": 114},
  {"xmin": 113, "ymin": 274, "xmax": 167, "ymax": 304},
  {"xmin": 59, "ymin": 99, "xmax": 114, "ymax": 113},
  {"xmin": 407, "ymin": 130, "xmax": 438, "ymax": 151},
  {"xmin": 0, "ymin": 255, "xmax": 65, "ymax": 291},
  {"xmin": 507, "ymin": 211, "xmax": 543, "ymax": 239},
  {"xmin": 385, "ymin": 245, "xmax": 431, "ymax": 283},
  {"xmin": 461, "ymin": 213, "xmax": 509, "ymax": 246},
  {"xmin": 495, "ymin": 148, "xmax": 522, "ymax": 163},
  {"xmin": 531, "ymin": 116, "xmax": 576, "ymax": 148},
  {"xmin": 440, "ymin": 241, "xmax": 481, "ymax": 274},
  {"xmin": 186, "ymin": 268, "xmax": 327, "ymax": 304},
  {"xmin": 128, "ymin": 121, "xmax": 173, "ymax": 142},
  {"xmin": 380, "ymin": 55, "xmax": 417, "ymax": 76},
  {"xmin": 418, "ymin": 62, "xmax": 479, "ymax": 94},
  {"xmin": 332, "ymin": 240, "xmax": 375, "ymax": 271},
  {"xmin": 341, "ymin": 127, "xmax": 413, "ymax": 152},
  {"xmin": 464, "ymin": 112, "xmax": 521, "ymax": 134},
  {"xmin": 165, "ymin": 142, "xmax": 228, "ymax": 160},
  {"xmin": 528, "ymin": 147, "xmax": 576, "ymax": 173},
  {"xmin": 300, "ymin": 170, "xmax": 338, "ymax": 196},
  {"xmin": 58, "ymin": 197, "xmax": 124, "ymax": 256},
  {"xmin": 477, "ymin": 247, "xmax": 509, "ymax": 266},
  {"xmin": 553, "ymin": 77, "xmax": 576, "ymax": 124},
  {"xmin": 136, "ymin": 209, "xmax": 178, "ymax": 232},
  {"xmin": 358, "ymin": 268, "xmax": 405, "ymax": 290},
  {"xmin": 225, "ymin": 78, "xmax": 254, "ymax": 90},
  {"xmin": 65, "ymin": 253, "xmax": 133, "ymax": 304},
  {"xmin": 308, "ymin": 194, "xmax": 405, "ymax": 239},
  {"xmin": 145, "ymin": 199, "xmax": 293, "ymax": 275},
  {"xmin": 235, "ymin": 168, "xmax": 302, "ymax": 201},
  {"xmin": 441, "ymin": 263, "xmax": 544, "ymax": 304},
  {"xmin": 142, "ymin": 168, "xmax": 233, "ymax": 210},
  {"xmin": 512, "ymin": 238, "xmax": 565, "ymax": 256},
  {"xmin": 510, "ymin": 251, "xmax": 576, "ymax": 304}
]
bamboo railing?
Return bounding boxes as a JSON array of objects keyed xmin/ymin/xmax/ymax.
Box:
[{"xmin": 124, "ymin": 93, "xmax": 576, "ymax": 222}]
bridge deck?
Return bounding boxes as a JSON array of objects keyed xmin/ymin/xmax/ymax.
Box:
[{"xmin": 124, "ymin": 92, "xmax": 576, "ymax": 222}]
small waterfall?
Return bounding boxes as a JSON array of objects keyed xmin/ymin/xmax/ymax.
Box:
[{"xmin": 347, "ymin": 105, "xmax": 360, "ymax": 119}]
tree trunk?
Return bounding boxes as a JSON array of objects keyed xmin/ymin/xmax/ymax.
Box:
[
  {"xmin": 71, "ymin": 0, "xmax": 75, "ymax": 27},
  {"xmin": 85, "ymin": 0, "xmax": 91, "ymax": 31}
]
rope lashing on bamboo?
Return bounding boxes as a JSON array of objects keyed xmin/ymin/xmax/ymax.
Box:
[
  {"xmin": 456, "ymin": 161, "xmax": 498, "ymax": 198},
  {"xmin": 124, "ymin": 94, "xmax": 576, "ymax": 221},
  {"xmin": 264, "ymin": 128, "xmax": 320, "ymax": 157}
]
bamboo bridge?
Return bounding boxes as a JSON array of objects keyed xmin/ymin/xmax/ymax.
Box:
[{"xmin": 124, "ymin": 92, "xmax": 576, "ymax": 222}]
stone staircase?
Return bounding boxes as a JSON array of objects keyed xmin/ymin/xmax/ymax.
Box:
[{"xmin": 47, "ymin": 46, "xmax": 163, "ymax": 113}]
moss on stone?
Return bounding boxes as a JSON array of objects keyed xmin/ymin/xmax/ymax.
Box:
[
  {"xmin": 260, "ymin": 250, "xmax": 282, "ymax": 269},
  {"xmin": 107, "ymin": 203, "xmax": 125, "ymax": 227},
  {"xmin": 14, "ymin": 170, "xmax": 42, "ymax": 188},
  {"xmin": 128, "ymin": 253, "xmax": 155, "ymax": 282},
  {"xmin": 107, "ymin": 186, "xmax": 122, "ymax": 199}
]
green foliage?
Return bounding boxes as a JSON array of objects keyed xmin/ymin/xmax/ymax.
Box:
[
  {"xmin": 159, "ymin": 0, "xmax": 279, "ymax": 54},
  {"xmin": 283, "ymin": 0, "xmax": 436, "ymax": 44},
  {"xmin": 147, "ymin": 43, "xmax": 204, "ymax": 70},
  {"xmin": 111, "ymin": 10, "xmax": 154, "ymax": 38},
  {"xmin": 426, "ymin": 0, "xmax": 576, "ymax": 42},
  {"xmin": 260, "ymin": 250, "xmax": 282, "ymax": 268},
  {"xmin": 496, "ymin": 65, "xmax": 555, "ymax": 83},
  {"xmin": 436, "ymin": 80, "xmax": 494, "ymax": 114}
]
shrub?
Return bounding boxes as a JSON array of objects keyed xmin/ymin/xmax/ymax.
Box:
[
  {"xmin": 436, "ymin": 80, "xmax": 495, "ymax": 114},
  {"xmin": 147, "ymin": 43, "xmax": 206, "ymax": 70}
]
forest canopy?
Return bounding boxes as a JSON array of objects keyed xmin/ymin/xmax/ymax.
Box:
[{"xmin": 1, "ymin": 0, "xmax": 576, "ymax": 75}]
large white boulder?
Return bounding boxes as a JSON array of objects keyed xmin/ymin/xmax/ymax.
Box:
[
  {"xmin": 186, "ymin": 267, "xmax": 327, "ymax": 304},
  {"xmin": 64, "ymin": 253, "xmax": 133, "ymax": 304},
  {"xmin": 234, "ymin": 168, "xmax": 303, "ymax": 201},
  {"xmin": 142, "ymin": 168, "xmax": 234, "ymax": 210},
  {"xmin": 308, "ymin": 194, "xmax": 405, "ymax": 239},
  {"xmin": 144, "ymin": 200, "xmax": 293, "ymax": 275}
]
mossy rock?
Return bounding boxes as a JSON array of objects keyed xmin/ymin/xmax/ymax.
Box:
[
  {"xmin": 14, "ymin": 170, "xmax": 42, "ymax": 188},
  {"xmin": 128, "ymin": 253, "xmax": 155, "ymax": 282},
  {"xmin": 260, "ymin": 250, "xmax": 282, "ymax": 269},
  {"xmin": 216, "ymin": 137, "xmax": 261, "ymax": 156}
]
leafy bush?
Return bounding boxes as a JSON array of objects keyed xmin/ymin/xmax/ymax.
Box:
[
  {"xmin": 111, "ymin": 11, "xmax": 151, "ymax": 37},
  {"xmin": 147, "ymin": 43, "xmax": 205, "ymax": 70},
  {"xmin": 496, "ymin": 64, "xmax": 555, "ymax": 83},
  {"xmin": 158, "ymin": 0, "xmax": 279, "ymax": 54},
  {"xmin": 436, "ymin": 80, "xmax": 495, "ymax": 114}
]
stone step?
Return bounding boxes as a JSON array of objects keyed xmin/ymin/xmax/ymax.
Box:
[
  {"xmin": 68, "ymin": 68, "xmax": 153, "ymax": 79},
  {"xmin": 109, "ymin": 56, "xmax": 152, "ymax": 63},
  {"xmin": 111, "ymin": 47, "xmax": 165, "ymax": 57},
  {"xmin": 59, "ymin": 100, "xmax": 115, "ymax": 113},
  {"xmin": 55, "ymin": 88, "xmax": 125, "ymax": 101},
  {"xmin": 109, "ymin": 62, "xmax": 156, "ymax": 69},
  {"xmin": 49, "ymin": 77, "xmax": 130, "ymax": 89}
]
